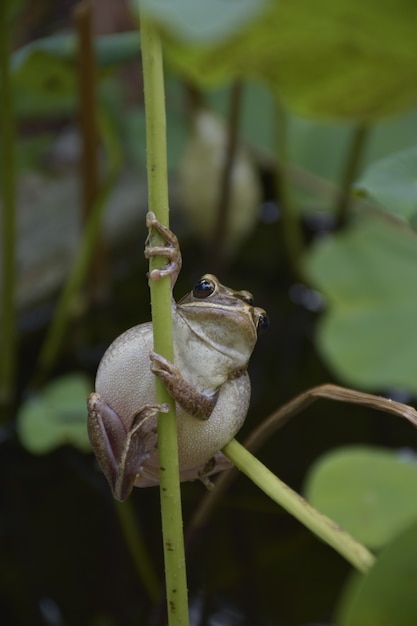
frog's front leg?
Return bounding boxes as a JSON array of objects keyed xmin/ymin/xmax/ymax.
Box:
[
  {"xmin": 145, "ymin": 211, "xmax": 182, "ymax": 286},
  {"xmin": 87, "ymin": 392, "xmax": 169, "ymax": 501},
  {"xmin": 149, "ymin": 351, "xmax": 219, "ymax": 420}
]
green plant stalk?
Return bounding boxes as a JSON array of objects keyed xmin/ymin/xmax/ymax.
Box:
[
  {"xmin": 74, "ymin": 0, "xmax": 104, "ymax": 293},
  {"xmin": 275, "ymin": 99, "xmax": 305, "ymax": 282},
  {"xmin": 336, "ymin": 122, "xmax": 370, "ymax": 227},
  {"xmin": 211, "ymin": 80, "xmax": 242, "ymax": 272},
  {"xmin": 189, "ymin": 384, "xmax": 417, "ymax": 560},
  {"xmin": 36, "ymin": 109, "xmax": 121, "ymax": 381},
  {"xmin": 114, "ymin": 500, "xmax": 160, "ymax": 603},
  {"xmin": 36, "ymin": 171, "xmax": 117, "ymax": 378},
  {"xmin": 0, "ymin": 1, "xmax": 17, "ymax": 408},
  {"xmin": 223, "ymin": 438, "xmax": 375, "ymax": 573},
  {"xmin": 74, "ymin": 1, "xmax": 100, "ymax": 225},
  {"xmin": 139, "ymin": 12, "xmax": 190, "ymax": 626}
]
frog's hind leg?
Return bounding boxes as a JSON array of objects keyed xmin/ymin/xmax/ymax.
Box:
[
  {"xmin": 87, "ymin": 393, "xmax": 167, "ymax": 501},
  {"xmin": 197, "ymin": 452, "xmax": 234, "ymax": 490}
]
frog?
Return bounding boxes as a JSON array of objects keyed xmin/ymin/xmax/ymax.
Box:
[{"xmin": 87, "ymin": 212, "xmax": 268, "ymax": 501}]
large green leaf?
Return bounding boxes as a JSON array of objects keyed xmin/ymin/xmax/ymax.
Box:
[
  {"xmin": 143, "ymin": 0, "xmax": 417, "ymax": 119},
  {"xmin": 137, "ymin": 0, "xmax": 266, "ymax": 43},
  {"xmin": 12, "ymin": 50, "xmax": 77, "ymax": 117},
  {"xmin": 17, "ymin": 374, "xmax": 91, "ymax": 454},
  {"xmin": 336, "ymin": 519, "xmax": 417, "ymax": 626},
  {"xmin": 305, "ymin": 446, "xmax": 417, "ymax": 550},
  {"xmin": 355, "ymin": 146, "xmax": 417, "ymax": 222},
  {"xmin": 305, "ymin": 214, "xmax": 417, "ymax": 393}
]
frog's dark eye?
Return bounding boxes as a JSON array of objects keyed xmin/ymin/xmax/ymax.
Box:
[
  {"xmin": 193, "ymin": 277, "xmax": 215, "ymax": 299},
  {"xmin": 256, "ymin": 311, "xmax": 269, "ymax": 335}
]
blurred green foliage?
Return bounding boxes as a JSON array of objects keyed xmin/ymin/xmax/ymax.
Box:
[
  {"xmin": 17, "ymin": 374, "xmax": 91, "ymax": 453},
  {"xmin": 305, "ymin": 215, "xmax": 417, "ymax": 394},
  {"xmin": 137, "ymin": 0, "xmax": 417, "ymax": 119},
  {"xmin": 305, "ymin": 446, "xmax": 417, "ymax": 550},
  {"xmin": 336, "ymin": 519, "xmax": 417, "ymax": 626}
]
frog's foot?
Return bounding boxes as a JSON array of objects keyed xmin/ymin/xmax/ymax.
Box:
[
  {"xmin": 145, "ymin": 211, "xmax": 182, "ymax": 285},
  {"xmin": 198, "ymin": 458, "xmax": 216, "ymax": 490},
  {"xmin": 87, "ymin": 393, "xmax": 168, "ymax": 501},
  {"xmin": 198, "ymin": 453, "xmax": 234, "ymax": 489},
  {"xmin": 149, "ymin": 350, "xmax": 218, "ymax": 420},
  {"xmin": 113, "ymin": 403, "xmax": 168, "ymax": 500}
]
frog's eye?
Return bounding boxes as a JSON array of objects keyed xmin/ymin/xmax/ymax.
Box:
[
  {"xmin": 256, "ymin": 310, "xmax": 269, "ymax": 335},
  {"xmin": 193, "ymin": 277, "xmax": 216, "ymax": 299}
]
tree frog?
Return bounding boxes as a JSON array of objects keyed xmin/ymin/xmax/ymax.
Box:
[{"xmin": 87, "ymin": 212, "xmax": 268, "ymax": 500}]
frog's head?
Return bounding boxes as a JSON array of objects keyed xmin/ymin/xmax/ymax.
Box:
[{"xmin": 176, "ymin": 274, "xmax": 268, "ymax": 367}]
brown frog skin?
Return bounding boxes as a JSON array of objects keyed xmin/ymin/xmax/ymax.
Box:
[{"xmin": 87, "ymin": 213, "xmax": 268, "ymax": 501}]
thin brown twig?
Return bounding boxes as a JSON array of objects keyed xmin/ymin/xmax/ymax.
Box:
[{"xmin": 74, "ymin": 0, "xmax": 107, "ymax": 301}]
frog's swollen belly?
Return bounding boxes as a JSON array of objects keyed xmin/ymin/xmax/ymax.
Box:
[
  {"xmin": 137, "ymin": 373, "xmax": 250, "ymax": 478},
  {"xmin": 177, "ymin": 373, "xmax": 250, "ymax": 467},
  {"xmin": 94, "ymin": 322, "xmax": 252, "ymax": 487}
]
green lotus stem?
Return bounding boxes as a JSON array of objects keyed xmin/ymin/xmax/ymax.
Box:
[
  {"xmin": 36, "ymin": 109, "xmax": 121, "ymax": 382},
  {"xmin": 0, "ymin": 1, "xmax": 17, "ymax": 410},
  {"xmin": 223, "ymin": 438, "xmax": 375, "ymax": 573},
  {"xmin": 275, "ymin": 100, "xmax": 305, "ymax": 282},
  {"xmin": 139, "ymin": 11, "xmax": 190, "ymax": 626},
  {"xmin": 336, "ymin": 122, "xmax": 370, "ymax": 226},
  {"xmin": 114, "ymin": 500, "xmax": 160, "ymax": 603}
]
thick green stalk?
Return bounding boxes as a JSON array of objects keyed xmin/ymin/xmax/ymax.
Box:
[
  {"xmin": 0, "ymin": 1, "xmax": 16, "ymax": 408},
  {"xmin": 223, "ymin": 438, "xmax": 375, "ymax": 573},
  {"xmin": 139, "ymin": 12, "xmax": 189, "ymax": 626}
]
